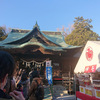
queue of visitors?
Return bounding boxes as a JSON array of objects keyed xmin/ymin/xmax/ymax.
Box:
[{"xmin": 0, "ymin": 51, "xmax": 44, "ymax": 100}]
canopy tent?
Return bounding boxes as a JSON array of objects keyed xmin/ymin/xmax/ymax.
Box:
[{"xmin": 74, "ymin": 41, "xmax": 100, "ymax": 73}]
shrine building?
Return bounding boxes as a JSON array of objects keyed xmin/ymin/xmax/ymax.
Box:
[{"xmin": 0, "ymin": 23, "xmax": 82, "ymax": 81}]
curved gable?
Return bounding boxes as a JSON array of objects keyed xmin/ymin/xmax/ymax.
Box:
[
  {"xmin": 5, "ymin": 27, "xmax": 61, "ymax": 47},
  {"xmin": 0, "ymin": 25, "xmax": 81, "ymax": 51}
]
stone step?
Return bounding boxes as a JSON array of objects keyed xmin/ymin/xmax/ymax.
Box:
[
  {"xmin": 53, "ymin": 90, "xmax": 68, "ymax": 93},
  {"xmin": 53, "ymin": 92, "xmax": 68, "ymax": 96},
  {"xmin": 54, "ymin": 95, "xmax": 76, "ymax": 100}
]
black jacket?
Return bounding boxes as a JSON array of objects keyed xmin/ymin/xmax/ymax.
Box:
[{"xmin": 0, "ymin": 89, "xmax": 12, "ymax": 99}]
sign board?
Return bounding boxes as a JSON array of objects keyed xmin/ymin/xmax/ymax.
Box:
[
  {"xmin": 46, "ymin": 61, "xmax": 51, "ymax": 67},
  {"xmin": 46, "ymin": 60, "xmax": 52, "ymax": 85},
  {"xmin": 46, "ymin": 66, "xmax": 52, "ymax": 85},
  {"xmin": 84, "ymin": 65, "xmax": 96, "ymax": 73},
  {"xmin": 74, "ymin": 41, "xmax": 100, "ymax": 73}
]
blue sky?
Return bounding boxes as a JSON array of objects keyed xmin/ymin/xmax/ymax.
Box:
[{"xmin": 0, "ymin": 0, "xmax": 100, "ymax": 35}]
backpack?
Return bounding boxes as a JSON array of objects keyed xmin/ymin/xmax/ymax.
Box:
[{"xmin": 35, "ymin": 80, "xmax": 44, "ymax": 100}]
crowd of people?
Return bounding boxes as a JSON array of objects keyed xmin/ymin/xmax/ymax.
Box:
[{"xmin": 0, "ymin": 51, "xmax": 44, "ymax": 100}]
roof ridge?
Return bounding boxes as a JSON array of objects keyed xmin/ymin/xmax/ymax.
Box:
[
  {"xmin": 42, "ymin": 31, "xmax": 61, "ymax": 32},
  {"xmin": 11, "ymin": 28, "xmax": 61, "ymax": 32},
  {"xmin": 11, "ymin": 28, "xmax": 31, "ymax": 31},
  {"xmin": 11, "ymin": 29, "xmax": 61, "ymax": 32}
]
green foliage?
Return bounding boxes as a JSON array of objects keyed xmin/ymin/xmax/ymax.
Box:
[
  {"xmin": 0, "ymin": 35, "xmax": 8, "ymax": 41},
  {"xmin": 0, "ymin": 26, "xmax": 8, "ymax": 41},
  {"xmin": 0, "ymin": 27, "xmax": 6, "ymax": 36},
  {"xmin": 74, "ymin": 16, "xmax": 93, "ymax": 30},
  {"xmin": 65, "ymin": 16, "xmax": 99, "ymax": 46}
]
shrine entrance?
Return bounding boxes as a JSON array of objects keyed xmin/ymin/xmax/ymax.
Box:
[{"xmin": 19, "ymin": 58, "xmax": 47, "ymax": 78}]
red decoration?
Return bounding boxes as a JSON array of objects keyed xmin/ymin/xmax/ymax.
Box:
[
  {"xmin": 84, "ymin": 65, "xmax": 96, "ymax": 73},
  {"xmin": 76, "ymin": 91, "xmax": 100, "ymax": 100},
  {"xmin": 84, "ymin": 82, "xmax": 91, "ymax": 85},
  {"xmin": 86, "ymin": 46, "xmax": 93, "ymax": 61}
]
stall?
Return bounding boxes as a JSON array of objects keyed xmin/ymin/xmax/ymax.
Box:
[{"xmin": 74, "ymin": 41, "xmax": 100, "ymax": 100}]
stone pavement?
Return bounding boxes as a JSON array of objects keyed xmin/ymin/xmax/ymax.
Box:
[
  {"xmin": 53, "ymin": 95, "xmax": 76, "ymax": 100},
  {"xmin": 43, "ymin": 85, "xmax": 76, "ymax": 100},
  {"xmin": 43, "ymin": 85, "xmax": 53, "ymax": 100},
  {"xmin": 53, "ymin": 85, "xmax": 68, "ymax": 97},
  {"xmin": 52, "ymin": 85, "xmax": 76, "ymax": 100}
]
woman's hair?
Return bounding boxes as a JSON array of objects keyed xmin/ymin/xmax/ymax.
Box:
[
  {"xmin": 21, "ymin": 72, "xmax": 28, "ymax": 81},
  {"xmin": 0, "ymin": 51, "xmax": 15, "ymax": 82}
]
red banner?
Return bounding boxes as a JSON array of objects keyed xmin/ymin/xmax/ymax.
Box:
[
  {"xmin": 84, "ymin": 65, "xmax": 96, "ymax": 73},
  {"xmin": 76, "ymin": 91, "xmax": 100, "ymax": 100}
]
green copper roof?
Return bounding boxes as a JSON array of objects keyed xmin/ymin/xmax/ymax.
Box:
[
  {"xmin": 0, "ymin": 26, "xmax": 81, "ymax": 51},
  {"xmin": 0, "ymin": 31, "xmax": 31, "ymax": 44}
]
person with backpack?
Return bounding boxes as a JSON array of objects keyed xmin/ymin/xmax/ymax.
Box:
[{"xmin": 27, "ymin": 77, "xmax": 44, "ymax": 100}]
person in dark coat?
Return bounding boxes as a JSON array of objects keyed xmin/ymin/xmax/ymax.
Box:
[
  {"xmin": 18, "ymin": 72, "xmax": 30, "ymax": 98},
  {"xmin": 30, "ymin": 67, "xmax": 39, "ymax": 85},
  {"xmin": 0, "ymin": 51, "xmax": 25, "ymax": 100}
]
